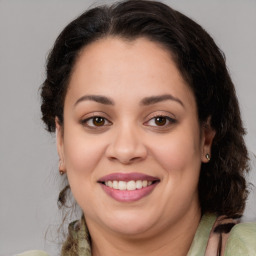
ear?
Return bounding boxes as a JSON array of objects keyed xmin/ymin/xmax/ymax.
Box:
[
  {"xmin": 201, "ymin": 117, "xmax": 216, "ymax": 163},
  {"xmin": 55, "ymin": 117, "xmax": 66, "ymax": 172}
]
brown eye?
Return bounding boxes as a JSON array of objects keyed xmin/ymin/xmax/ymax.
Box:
[
  {"xmin": 144, "ymin": 115, "xmax": 176, "ymax": 128},
  {"xmin": 81, "ymin": 116, "xmax": 111, "ymax": 128},
  {"xmin": 155, "ymin": 116, "xmax": 167, "ymax": 126},
  {"xmin": 93, "ymin": 117, "xmax": 105, "ymax": 126}
]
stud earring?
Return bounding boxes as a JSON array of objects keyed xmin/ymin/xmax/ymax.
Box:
[
  {"xmin": 59, "ymin": 159, "xmax": 65, "ymax": 175},
  {"xmin": 205, "ymin": 153, "xmax": 211, "ymax": 161}
]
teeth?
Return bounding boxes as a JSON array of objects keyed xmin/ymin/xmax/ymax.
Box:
[
  {"xmin": 104, "ymin": 180, "xmax": 153, "ymax": 191},
  {"xmin": 136, "ymin": 180, "xmax": 142, "ymax": 189},
  {"xmin": 112, "ymin": 180, "xmax": 118, "ymax": 189},
  {"xmin": 142, "ymin": 180, "xmax": 147, "ymax": 187},
  {"xmin": 119, "ymin": 181, "xmax": 126, "ymax": 190},
  {"xmin": 107, "ymin": 181, "xmax": 112, "ymax": 187},
  {"xmin": 127, "ymin": 180, "xmax": 136, "ymax": 190}
]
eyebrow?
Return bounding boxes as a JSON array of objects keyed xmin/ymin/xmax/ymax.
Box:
[
  {"xmin": 74, "ymin": 95, "xmax": 114, "ymax": 106},
  {"xmin": 140, "ymin": 94, "xmax": 184, "ymax": 107},
  {"xmin": 74, "ymin": 93, "xmax": 184, "ymax": 107}
]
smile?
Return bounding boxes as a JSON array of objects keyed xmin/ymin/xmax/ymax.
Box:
[
  {"xmin": 98, "ymin": 173, "xmax": 160, "ymax": 202},
  {"xmin": 105, "ymin": 180, "xmax": 153, "ymax": 190}
]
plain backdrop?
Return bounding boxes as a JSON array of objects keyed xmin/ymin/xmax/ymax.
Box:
[{"xmin": 0, "ymin": 0, "xmax": 255, "ymax": 255}]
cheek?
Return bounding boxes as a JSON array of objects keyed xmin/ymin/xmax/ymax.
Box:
[
  {"xmin": 63, "ymin": 132, "xmax": 106, "ymax": 178},
  {"xmin": 149, "ymin": 128, "xmax": 202, "ymax": 214},
  {"xmin": 149, "ymin": 127, "xmax": 202, "ymax": 177},
  {"xmin": 63, "ymin": 132, "xmax": 107, "ymax": 213}
]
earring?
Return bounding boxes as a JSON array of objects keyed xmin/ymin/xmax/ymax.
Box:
[
  {"xmin": 205, "ymin": 153, "xmax": 211, "ymax": 161},
  {"xmin": 59, "ymin": 159, "xmax": 65, "ymax": 175}
]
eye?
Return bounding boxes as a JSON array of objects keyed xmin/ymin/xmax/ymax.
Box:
[
  {"xmin": 81, "ymin": 116, "xmax": 111, "ymax": 128},
  {"xmin": 154, "ymin": 116, "xmax": 168, "ymax": 126},
  {"xmin": 145, "ymin": 115, "xmax": 176, "ymax": 127}
]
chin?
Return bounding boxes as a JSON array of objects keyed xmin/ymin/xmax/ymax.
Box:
[{"xmin": 98, "ymin": 209, "xmax": 160, "ymax": 237}]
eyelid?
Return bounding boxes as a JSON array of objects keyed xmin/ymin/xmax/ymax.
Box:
[
  {"xmin": 143, "ymin": 112, "xmax": 177, "ymax": 127},
  {"xmin": 80, "ymin": 112, "xmax": 112, "ymax": 129},
  {"xmin": 145, "ymin": 111, "xmax": 176, "ymax": 121}
]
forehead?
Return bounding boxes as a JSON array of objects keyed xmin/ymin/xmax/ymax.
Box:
[{"xmin": 66, "ymin": 36, "xmax": 195, "ymax": 108}]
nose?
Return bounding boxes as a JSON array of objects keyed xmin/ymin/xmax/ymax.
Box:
[{"xmin": 105, "ymin": 124, "xmax": 147, "ymax": 164}]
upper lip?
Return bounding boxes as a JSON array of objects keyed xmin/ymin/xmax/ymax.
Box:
[{"xmin": 98, "ymin": 172, "xmax": 159, "ymax": 182}]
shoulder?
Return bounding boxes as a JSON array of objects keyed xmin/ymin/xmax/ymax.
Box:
[
  {"xmin": 15, "ymin": 250, "xmax": 49, "ymax": 256},
  {"xmin": 224, "ymin": 222, "xmax": 256, "ymax": 256}
]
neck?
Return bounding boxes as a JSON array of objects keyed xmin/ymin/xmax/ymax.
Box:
[{"xmin": 88, "ymin": 208, "xmax": 201, "ymax": 256}]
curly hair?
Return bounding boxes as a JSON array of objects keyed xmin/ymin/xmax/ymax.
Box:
[{"xmin": 41, "ymin": 0, "xmax": 249, "ymax": 218}]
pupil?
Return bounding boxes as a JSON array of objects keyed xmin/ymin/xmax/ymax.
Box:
[
  {"xmin": 93, "ymin": 117, "xmax": 104, "ymax": 126},
  {"xmin": 156, "ymin": 117, "xmax": 166, "ymax": 126}
]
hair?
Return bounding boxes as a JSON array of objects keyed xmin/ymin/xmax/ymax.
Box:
[{"xmin": 41, "ymin": 0, "xmax": 249, "ymax": 219}]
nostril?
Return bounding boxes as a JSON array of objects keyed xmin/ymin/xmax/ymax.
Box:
[
  {"xmin": 105, "ymin": 137, "xmax": 148, "ymax": 164},
  {"xmin": 107, "ymin": 155, "xmax": 142, "ymax": 164}
]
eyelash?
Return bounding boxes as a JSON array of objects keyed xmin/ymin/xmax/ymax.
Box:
[
  {"xmin": 80, "ymin": 116, "xmax": 112, "ymax": 129},
  {"xmin": 80, "ymin": 114, "xmax": 176, "ymax": 130},
  {"xmin": 144, "ymin": 115, "xmax": 176, "ymax": 128}
]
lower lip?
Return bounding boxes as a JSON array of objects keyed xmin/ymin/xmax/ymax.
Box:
[{"xmin": 100, "ymin": 182, "xmax": 159, "ymax": 202}]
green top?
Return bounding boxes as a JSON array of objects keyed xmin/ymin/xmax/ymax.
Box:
[
  {"xmin": 187, "ymin": 214, "xmax": 217, "ymax": 256},
  {"xmin": 16, "ymin": 251, "xmax": 49, "ymax": 256},
  {"xmin": 224, "ymin": 222, "xmax": 256, "ymax": 256},
  {"xmin": 17, "ymin": 214, "xmax": 256, "ymax": 256}
]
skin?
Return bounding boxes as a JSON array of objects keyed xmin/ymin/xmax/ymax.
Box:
[{"xmin": 56, "ymin": 37, "xmax": 215, "ymax": 256}]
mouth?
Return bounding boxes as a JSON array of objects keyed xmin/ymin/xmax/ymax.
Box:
[
  {"xmin": 98, "ymin": 173, "xmax": 160, "ymax": 202},
  {"xmin": 103, "ymin": 180, "xmax": 155, "ymax": 190}
]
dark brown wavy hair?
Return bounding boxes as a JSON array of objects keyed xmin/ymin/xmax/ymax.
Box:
[{"xmin": 41, "ymin": 0, "xmax": 249, "ymax": 218}]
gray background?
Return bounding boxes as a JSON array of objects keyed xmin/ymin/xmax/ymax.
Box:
[{"xmin": 0, "ymin": 0, "xmax": 255, "ymax": 255}]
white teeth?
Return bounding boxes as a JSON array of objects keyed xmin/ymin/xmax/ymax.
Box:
[
  {"xmin": 136, "ymin": 180, "xmax": 142, "ymax": 189},
  {"xmin": 142, "ymin": 180, "xmax": 147, "ymax": 187},
  {"xmin": 107, "ymin": 181, "xmax": 113, "ymax": 188},
  {"xmin": 127, "ymin": 180, "xmax": 136, "ymax": 190},
  {"xmin": 104, "ymin": 180, "xmax": 154, "ymax": 190},
  {"xmin": 112, "ymin": 180, "xmax": 118, "ymax": 189},
  {"xmin": 118, "ymin": 181, "xmax": 126, "ymax": 190}
]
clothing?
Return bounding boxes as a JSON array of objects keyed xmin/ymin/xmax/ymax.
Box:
[
  {"xmin": 187, "ymin": 214, "xmax": 256, "ymax": 256},
  {"xmin": 16, "ymin": 251, "xmax": 49, "ymax": 256},
  {"xmin": 18, "ymin": 214, "xmax": 256, "ymax": 256}
]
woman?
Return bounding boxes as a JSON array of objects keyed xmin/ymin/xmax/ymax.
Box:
[{"xmin": 20, "ymin": 0, "xmax": 256, "ymax": 255}]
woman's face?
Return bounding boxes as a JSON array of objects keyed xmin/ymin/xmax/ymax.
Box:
[{"xmin": 57, "ymin": 37, "xmax": 214, "ymax": 238}]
